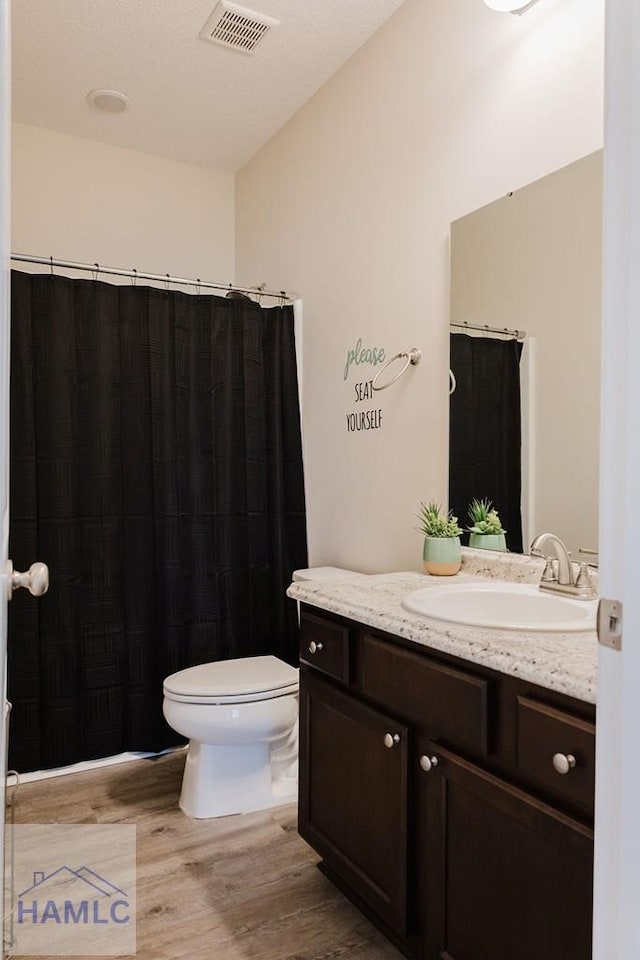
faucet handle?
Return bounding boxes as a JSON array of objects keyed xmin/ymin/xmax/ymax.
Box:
[
  {"xmin": 530, "ymin": 548, "xmax": 556, "ymax": 582},
  {"xmin": 575, "ymin": 562, "xmax": 596, "ymax": 597},
  {"xmin": 540, "ymin": 557, "xmax": 556, "ymax": 582},
  {"xmin": 578, "ymin": 547, "xmax": 599, "ymax": 569},
  {"xmin": 530, "ymin": 546, "xmax": 549, "ymax": 565}
]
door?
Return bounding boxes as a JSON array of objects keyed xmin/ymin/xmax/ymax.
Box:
[
  {"xmin": 420, "ymin": 743, "xmax": 593, "ymax": 960},
  {"xmin": 1, "ymin": 0, "xmax": 11, "ymax": 953},
  {"xmin": 1, "ymin": 7, "xmax": 49, "ymax": 954},
  {"xmin": 298, "ymin": 670, "xmax": 409, "ymax": 935},
  {"xmin": 595, "ymin": 2, "xmax": 640, "ymax": 956}
]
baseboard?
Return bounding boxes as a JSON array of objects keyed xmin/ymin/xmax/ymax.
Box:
[{"xmin": 7, "ymin": 746, "xmax": 186, "ymax": 786}]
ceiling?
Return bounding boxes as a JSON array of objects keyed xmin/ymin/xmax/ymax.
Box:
[{"xmin": 12, "ymin": 0, "xmax": 407, "ymax": 172}]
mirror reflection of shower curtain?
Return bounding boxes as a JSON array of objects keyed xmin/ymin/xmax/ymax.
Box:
[{"xmin": 449, "ymin": 333, "xmax": 523, "ymax": 553}]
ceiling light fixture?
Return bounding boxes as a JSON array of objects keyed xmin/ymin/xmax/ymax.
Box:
[
  {"xmin": 87, "ymin": 89, "xmax": 129, "ymax": 113},
  {"xmin": 483, "ymin": 0, "xmax": 542, "ymax": 13}
]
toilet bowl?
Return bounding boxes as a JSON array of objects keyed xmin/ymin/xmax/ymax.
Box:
[
  {"xmin": 163, "ymin": 567, "xmax": 368, "ymax": 819},
  {"xmin": 163, "ymin": 655, "xmax": 299, "ymax": 819}
]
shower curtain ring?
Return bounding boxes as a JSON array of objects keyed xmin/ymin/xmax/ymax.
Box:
[
  {"xmin": 196, "ymin": 278, "xmax": 201, "ymax": 295},
  {"xmin": 49, "ymin": 255, "xmax": 54, "ymax": 276},
  {"xmin": 131, "ymin": 268, "xmax": 137, "ymax": 287},
  {"xmin": 165, "ymin": 273, "xmax": 170, "ymax": 291},
  {"xmin": 92, "ymin": 263, "xmax": 100, "ymax": 281}
]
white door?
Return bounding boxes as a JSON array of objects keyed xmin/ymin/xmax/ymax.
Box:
[
  {"xmin": 0, "ymin": 4, "xmax": 49, "ymax": 955},
  {"xmin": 0, "ymin": 0, "xmax": 12, "ymax": 952},
  {"xmin": 593, "ymin": 2, "xmax": 640, "ymax": 955}
]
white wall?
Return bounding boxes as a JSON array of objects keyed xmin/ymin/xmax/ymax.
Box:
[
  {"xmin": 11, "ymin": 123, "xmax": 235, "ymax": 283},
  {"xmin": 236, "ymin": 0, "xmax": 604, "ymax": 572}
]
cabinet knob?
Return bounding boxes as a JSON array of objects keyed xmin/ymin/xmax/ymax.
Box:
[
  {"xmin": 308, "ymin": 641, "xmax": 323, "ymax": 654},
  {"xmin": 383, "ymin": 733, "xmax": 400, "ymax": 749},
  {"xmin": 552, "ymin": 752, "xmax": 577, "ymax": 775},
  {"xmin": 419, "ymin": 755, "xmax": 439, "ymax": 773}
]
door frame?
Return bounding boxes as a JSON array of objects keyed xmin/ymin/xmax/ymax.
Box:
[{"xmin": 0, "ymin": 0, "xmax": 10, "ymax": 955}]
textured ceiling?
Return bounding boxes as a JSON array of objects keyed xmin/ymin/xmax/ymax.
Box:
[{"xmin": 12, "ymin": 0, "xmax": 407, "ymax": 172}]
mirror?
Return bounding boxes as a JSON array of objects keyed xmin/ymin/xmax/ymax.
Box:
[{"xmin": 449, "ymin": 151, "xmax": 602, "ymax": 556}]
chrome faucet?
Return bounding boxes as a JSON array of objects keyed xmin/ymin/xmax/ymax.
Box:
[
  {"xmin": 529, "ymin": 532, "xmax": 597, "ymax": 600},
  {"xmin": 530, "ymin": 532, "xmax": 573, "ymax": 585}
]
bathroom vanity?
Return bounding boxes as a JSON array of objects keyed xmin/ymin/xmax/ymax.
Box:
[{"xmin": 288, "ymin": 561, "xmax": 597, "ymax": 960}]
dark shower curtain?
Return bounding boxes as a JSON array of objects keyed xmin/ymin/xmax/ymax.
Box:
[
  {"xmin": 449, "ymin": 333, "xmax": 523, "ymax": 553},
  {"xmin": 8, "ymin": 271, "xmax": 308, "ymax": 773}
]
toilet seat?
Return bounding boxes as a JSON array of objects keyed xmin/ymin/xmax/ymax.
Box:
[{"xmin": 163, "ymin": 655, "xmax": 299, "ymax": 705}]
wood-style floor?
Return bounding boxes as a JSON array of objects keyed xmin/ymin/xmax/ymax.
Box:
[{"xmin": 8, "ymin": 751, "xmax": 403, "ymax": 960}]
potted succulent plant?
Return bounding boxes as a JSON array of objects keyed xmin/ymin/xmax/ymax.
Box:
[
  {"xmin": 467, "ymin": 498, "xmax": 507, "ymax": 552},
  {"xmin": 417, "ymin": 501, "xmax": 463, "ymax": 576}
]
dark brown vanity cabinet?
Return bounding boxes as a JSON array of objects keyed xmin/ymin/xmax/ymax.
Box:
[
  {"xmin": 297, "ymin": 605, "xmax": 595, "ymax": 960},
  {"xmin": 299, "ymin": 671, "xmax": 409, "ymax": 935},
  {"xmin": 420, "ymin": 744, "xmax": 593, "ymax": 960}
]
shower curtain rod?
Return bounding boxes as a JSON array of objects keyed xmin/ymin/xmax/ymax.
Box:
[
  {"xmin": 10, "ymin": 253, "xmax": 299, "ymax": 302},
  {"xmin": 450, "ymin": 320, "xmax": 526, "ymax": 341}
]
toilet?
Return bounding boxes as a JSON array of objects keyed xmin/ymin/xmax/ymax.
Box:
[{"xmin": 163, "ymin": 566, "xmax": 367, "ymax": 819}]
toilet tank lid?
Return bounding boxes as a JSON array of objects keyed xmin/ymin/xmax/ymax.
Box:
[
  {"xmin": 163, "ymin": 655, "xmax": 299, "ymax": 699},
  {"xmin": 292, "ymin": 566, "xmax": 368, "ymax": 581}
]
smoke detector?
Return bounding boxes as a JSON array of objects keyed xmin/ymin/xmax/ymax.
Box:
[
  {"xmin": 200, "ymin": 1, "xmax": 280, "ymax": 54},
  {"xmin": 87, "ymin": 89, "xmax": 129, "ymax": 113}
]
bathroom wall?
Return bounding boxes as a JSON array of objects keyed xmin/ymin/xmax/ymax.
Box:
[
  {"xmin": 11, "ymin": 123, "xmax": 235, "ymax": 282},
  {"xmin": 236, "ymin": 0, "xmax": 604, "ymax": 572}
]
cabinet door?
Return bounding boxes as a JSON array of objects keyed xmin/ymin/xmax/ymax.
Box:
[
  {"xmin": 420, "ymin": 744, "xmax": 593, "ymax": 960},
  {"xmin": 299, "ymin": 670, "xmax": 408, "ymax": 935}
]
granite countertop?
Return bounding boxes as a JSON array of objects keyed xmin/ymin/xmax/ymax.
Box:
[{"xmin": 287, "ymin": 550, "xmax": 598, "ymax": 704}]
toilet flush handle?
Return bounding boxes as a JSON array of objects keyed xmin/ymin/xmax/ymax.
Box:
[{"xmin": 308, "ymin": 641, "xmax": 323, "ymax": 654}]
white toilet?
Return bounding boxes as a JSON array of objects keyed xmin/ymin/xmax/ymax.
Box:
[
  {"xmin": 163, "ymin": 566, "xmax": 366, "ymax": 819},
  {"xmin": 163, "ymin": 655, "xmax": 299, "ymax": 819}
]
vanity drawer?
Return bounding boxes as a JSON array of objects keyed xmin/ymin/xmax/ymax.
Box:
[
  {"xmin": 516, "ymin": 696, "xmax": 595, "ymax": 815},
  {"xmin": 299, "ymin": 610, "xmax": 351, "ymax": 684},
  {"xmin": 359, "ymin": 633, "xmax": 490, "ymax": 754}
]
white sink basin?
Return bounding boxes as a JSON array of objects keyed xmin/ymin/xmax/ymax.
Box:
[{"xmin": 401, "ymin": 582, "xmax": 597, "ymax": 632}]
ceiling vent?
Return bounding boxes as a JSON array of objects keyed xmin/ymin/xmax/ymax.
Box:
[{"xmin": 199, "ymin": 1, "xmax": 280, "ymax": 54}]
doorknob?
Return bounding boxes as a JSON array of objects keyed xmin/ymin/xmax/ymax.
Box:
[{"xmin": 7, "ymin": 561, "xmax": 49, "ymax": 599}]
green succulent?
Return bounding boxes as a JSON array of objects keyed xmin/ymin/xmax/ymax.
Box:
[
  {"xmin": 417, "ymin": 501, "xmax": 463, "ymax": 539},
  {"xmin": 467, "ymin": 498, "xmax": 506, "ymax": 535}
]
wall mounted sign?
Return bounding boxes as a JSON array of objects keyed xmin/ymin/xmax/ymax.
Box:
[{"xmin": 343, "ymin": 338, "xmax": 386, "ymax": 433}]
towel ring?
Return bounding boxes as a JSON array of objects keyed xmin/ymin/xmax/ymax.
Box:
[{"xmin": 371, "ymin": 348, "xmax": 421, "ymax": 392}]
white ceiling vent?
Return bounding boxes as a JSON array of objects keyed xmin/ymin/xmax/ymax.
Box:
[{"xmin": 200, "ymin": 1, "xmax": 280, "ymax": 54}]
